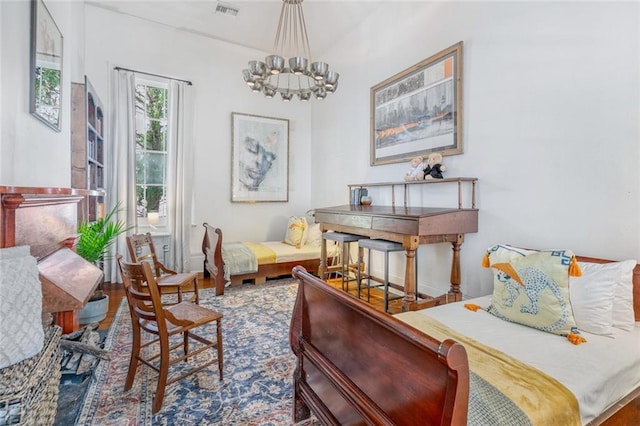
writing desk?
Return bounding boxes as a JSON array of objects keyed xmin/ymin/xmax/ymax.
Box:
[{"xmin": 315, "ymin": 204, "xmax": 478, "ymax": 311}]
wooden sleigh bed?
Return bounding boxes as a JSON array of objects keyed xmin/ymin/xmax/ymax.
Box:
[
  {"xmin": 289, "ymin": 255, "xmax": 640, "ymax": 425},
  {"xmin": 201, "ymin": 223, "xmax": 329, "ymax": 296}
]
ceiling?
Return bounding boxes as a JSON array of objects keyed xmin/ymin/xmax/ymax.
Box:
[{"xmin": 86, "ymin": 1, "xmax": 384, "ymax": 56}]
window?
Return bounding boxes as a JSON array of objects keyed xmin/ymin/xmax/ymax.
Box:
[{"xmin": 135, "ymin": 78, "xmax": 168, "ymax": 228}]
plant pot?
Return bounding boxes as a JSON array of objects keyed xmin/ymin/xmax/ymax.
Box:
[{"xmin": 79, "ymin": 294, "xmax": 109, "ymax": 325}]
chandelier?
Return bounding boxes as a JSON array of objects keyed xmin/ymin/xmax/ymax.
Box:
[{"xmin": 241, "ymin": 0, "xmax": 339, "ymax": 101}]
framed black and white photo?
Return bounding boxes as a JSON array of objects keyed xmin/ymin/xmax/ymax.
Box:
[
  {"xmin": 370, "ymin": 42, "xmax": 463, "ymax": 166},
  {"xmin": 231, "ymin": 112, "xmax": 289, "ymax": 203},
  {"xmin": 30, "ymin": 0, "xmax": 63, "ymax": 131}
]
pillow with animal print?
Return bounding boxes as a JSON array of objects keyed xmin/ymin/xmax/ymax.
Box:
[
  {"xmin": 282, "ymin": 216, "xmax": 307, "ymax": 249},
  {"xmin": 484, "ymin": 244, "xmax": 580, "ymax": 337}
]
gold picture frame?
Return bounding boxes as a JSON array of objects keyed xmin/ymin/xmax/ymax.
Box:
[
  {"xmin": 370, "ymin": 42, "xmax": 463, "ymax": 166},
  {"xmin": 231, "ymin": 112, "xmax": 290, "ymax": 203}
]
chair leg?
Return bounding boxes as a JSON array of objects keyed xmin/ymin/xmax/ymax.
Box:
[
  {"xmin": 125, "ymin": 324, "xmax": 142, "ymax": 391},
  {"xmin": 366, "ymin": 249, "xmax": 372, "ymax": 302},
  {"xmin": 153, "ymin": 338, "xmax": 171, "ymax": 414},
  {"xmin": 183, "ymin": 331, "xmax": 189, "ymax": 360},
  {"xmin": 384, "ymin": 253, "xmax": 390, "ymax": 313},
  {"xmin": 320, "ymin": 238, "xmax": 328, "ymax": 280},
  {"xmin": 357, "ymin": 246, "xmax": 364, "ymax": 299},
  {"xmin": 216, "ymin": 320, "xmax": 224, "ymax": 380},
  {"xmin": 192, "ymin": 276, "xmax": 200, "ymax": 304},
  {"xmin": 341, "ymin": 243, "xmax": 349, "ymax": 292}
]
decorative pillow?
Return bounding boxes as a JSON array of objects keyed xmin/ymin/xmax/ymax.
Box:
[
  {"xmin": 608, "ymin": 260, "xmax": 637, "ymax": 331},
  {"xmin": 282, "ymin": 216, "xmax": 307, "ymax": 249},
  {"xmin": 569, "ymin": 262, "xmax": 619, "ymax": 336},
  {"xmin": 0, "ymin": 246, "xmax": 44, "ymax": 369},
  {"xmin": 304, "ymin": 223, "xmax": 323, "ymax": 247},
  {"xmin": 484, "ymin": 244, "xmax": 581, "ymax": 338}
]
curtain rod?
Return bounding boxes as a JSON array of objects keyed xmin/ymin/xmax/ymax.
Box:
[{"xmin": 114, "ymin": 66, "xmax": 193, "ymax": 86}]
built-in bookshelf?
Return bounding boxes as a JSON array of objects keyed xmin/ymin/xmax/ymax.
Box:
[{"xmin": 71, "ymin": 76, "xmax": 106, "ymax": 222}]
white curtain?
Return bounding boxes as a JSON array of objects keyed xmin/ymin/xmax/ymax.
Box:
[
  {"xmin": 105, "ymin": 69, "xmax": 137, "ymax": 282},
  {"xmin": 166, "ymin": 80, "xmax": 194, "ymax": 272}
]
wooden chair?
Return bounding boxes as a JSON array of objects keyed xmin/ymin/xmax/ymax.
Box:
[
  {"xmin": 127, "ymin": 232, "xmax": 199, "ymax": 304},
  {"xmin": 117, "ymin": 255, "xmax": 224, "ymax": 414}
]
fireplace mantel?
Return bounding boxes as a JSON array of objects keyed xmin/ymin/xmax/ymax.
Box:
[{"xmin": 0, "ymin": 186, "xmax": 105, "ymax": 332}]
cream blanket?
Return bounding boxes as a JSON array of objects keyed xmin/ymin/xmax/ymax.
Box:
[{"xmin": 396, "ymin": 312, "xmax": 580, "ymax": 426}]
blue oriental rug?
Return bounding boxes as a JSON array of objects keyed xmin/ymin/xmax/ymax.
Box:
[{"xmin": 76, "ymin": 278, "xmax": 316, "ymax": 425}]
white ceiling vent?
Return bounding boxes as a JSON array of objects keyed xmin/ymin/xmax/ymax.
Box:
[{"xmin": 215, "ymin": 2, "xmax": 239, "ymax": 17}]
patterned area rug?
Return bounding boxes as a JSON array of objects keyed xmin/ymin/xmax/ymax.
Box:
[{"xmin": 77, "ymin": 278, "xmax": 316, "ymax": 425}]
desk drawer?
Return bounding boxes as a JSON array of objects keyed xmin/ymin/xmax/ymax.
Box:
[
  {"xmin": 372, "ymin": 216, "xmax": 417, "ymax": 234},
  {"xmin": 316, "ymin": 212, "xmax": 372, "ymax": 229}
]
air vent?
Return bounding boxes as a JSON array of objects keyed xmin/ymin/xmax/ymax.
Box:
[{"xmin": 215, "ymin": 1, "xmax": 239, "ymax": 17}]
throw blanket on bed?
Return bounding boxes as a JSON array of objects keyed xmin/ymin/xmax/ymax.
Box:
[
  {"xmin": 222, "ymin": 242, "xmax": 258, "ymax": 281},
  {"xmin": 396, "ymin": 312, "xmax": 580, "ymax": 426},
  {"xmin": 221, "ymin": 242, "xmax": 278, "ymax": 281},
  {"xmin": 242, "ymin": 242, "xmax": 277, "ymax": 265}
]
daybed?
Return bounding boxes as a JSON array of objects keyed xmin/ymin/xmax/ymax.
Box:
[
  {"xmin": 202, "ymin": 221, "xmax": 336, "ymax": 296},
  {"xmin": 289, "ymin": 251, "xmax": 640, "ymax": 425}
]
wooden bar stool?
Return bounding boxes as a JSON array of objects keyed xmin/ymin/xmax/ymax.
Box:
[
  {"xmin": 321, "ymin": 232, "xmax": 367, "ymax": 294},
  {"xmin": 358, "ymin": 238, "xmax": 410, "ymax": 313}
]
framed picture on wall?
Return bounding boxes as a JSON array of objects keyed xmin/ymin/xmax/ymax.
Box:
[
  {"xmin": 231, "ymin": 112, "xmax": 290, "ymax": 203},
  {"xmin": 370, "ymin": 41, "xmax": 463, "ymax": 166},
  {"xmin": 30, "ymin": 0, "xmax": 63, "ymax": 131}
]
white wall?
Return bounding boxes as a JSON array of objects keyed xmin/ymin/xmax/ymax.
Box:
[
  {"xmin": 2, "ymin": 1, "xmax": 638, "ymax": 293},
  {"xmin": 83, "ymin": 5, "xmax": 313, "ymax": 264},
  {"xmin": 0, "ymin": 0, "xmax": 83, "ymax": 187},
  {"xmin": 311, "ymin": 1, "xmax": 640, "ymax": 297}
]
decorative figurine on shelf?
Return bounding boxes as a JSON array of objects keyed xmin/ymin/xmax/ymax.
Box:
[
  {"xmin": 423, "ymin": 152, "xmax": 446, "ymax": 179},
  {"xmin": 404, "ymin": 155, "xmax": 425, "ymax": 181}
]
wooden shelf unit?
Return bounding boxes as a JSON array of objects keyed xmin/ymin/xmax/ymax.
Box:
[
  {"xmin": 348, "ymin": 177, "xmax": 477, "ymax": 209},
  {"xmin": 71, "ymin": 76, "xmax": 106, "ymax": 222}
]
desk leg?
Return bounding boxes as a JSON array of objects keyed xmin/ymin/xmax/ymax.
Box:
[
  {"xmin": 449, "ymin": 234, "xmax": 464, "ymax": 295},
  {"xmin": 402, "ymin": 236, "xmax": 419, "ymax": 311}
]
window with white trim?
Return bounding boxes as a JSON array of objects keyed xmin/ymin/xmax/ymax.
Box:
[{"xmin": 135, "ymin": 78, "xmax": 168, "ymax": 229}]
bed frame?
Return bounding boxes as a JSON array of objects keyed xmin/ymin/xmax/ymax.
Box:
[
  {"xmin": 201, "ymin": 223, "xmax": 323, "ymax": 296},
  {"xmin": 290, "ymin": 256, "xmax": 640, "ymax": 425}
]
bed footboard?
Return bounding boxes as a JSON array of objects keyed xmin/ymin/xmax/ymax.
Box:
[{"xmin": 290, "ymin": 266, "xmax": 470, "ymax": 425}]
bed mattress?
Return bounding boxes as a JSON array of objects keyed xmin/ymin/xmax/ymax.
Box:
[
  {"xmin": 411, "ymin": 296, "xmax": 640, "ymax": 424},
  {"xmin": 260, "ymin": 241, "xmax": 338, "ymax": 263}
]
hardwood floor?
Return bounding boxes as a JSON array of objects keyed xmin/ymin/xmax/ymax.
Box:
[{"xmin": 98, "ymin": 274, "xmax": 403, "ymax": 331}]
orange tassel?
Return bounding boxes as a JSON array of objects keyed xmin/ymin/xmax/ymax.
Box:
[
  {"xmin": 481, "ymin": 252, "xmax": 490, "ymax": 268},
  {"xmin": 464, "ymin": 303, "xmax": 482, "ymax": 312},
  {"xmin": 566, "ymin": 332, "xmax": 587, "ymax": 345},
  {"xmin": 569, "ymin": 256, "xmax": 582, "ymax": 277}
]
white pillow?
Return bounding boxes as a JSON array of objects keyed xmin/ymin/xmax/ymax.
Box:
[
  {"xmin": 569, "ymin": 262, "xmax": 619, "ymax": 336},
  {"xmin": 610, "ymin": 260, "xmax": 637, "ymax": 331},
  {"xmin": 0, "ymin": 246, "xmax": 44, "ymax": 369},
  {"xmin": 304, "ymin": 223, "xmax": 323, "ymax": 247}
]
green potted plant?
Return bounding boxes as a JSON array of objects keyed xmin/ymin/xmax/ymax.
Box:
[{"xmin": 76, "ymin": 202, "xmax": 131, "ymax": 324}]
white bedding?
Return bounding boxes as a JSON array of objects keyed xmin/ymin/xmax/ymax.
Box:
[
  {"xmin": 412, "ymin": 295, "xmax": 640, "ymax": 425},
  {"xmin": 260, "ymin": 241, "xmax": 338, "ymax": 263},
  {"xmin": 222, "ymin": 241, "xmax": 339, "ymax": 278}
]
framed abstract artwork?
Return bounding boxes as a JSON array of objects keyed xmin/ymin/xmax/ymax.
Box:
[
  {"xmin": 30, "ymin": 0, "xmax": 63, "ymax": 131},
  {"xmin": 370, "ymin": 42, "xmax": 463, "ymax": 166},
  {"xmin": 231, "ymin": 112, "xmax": 290, "ymax": 203}
]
